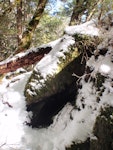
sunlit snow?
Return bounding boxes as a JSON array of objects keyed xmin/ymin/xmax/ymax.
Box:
[
  {"xmin": 100, "ymin": 64, "xmax": 111, "ymax": 74},
  {"xmin": 34, "ymin": 35, "xmax": 75, "ymax": 78},
  {"xmin": 65, "ymin": 20, "xmax": 100, "ymax": 36}
]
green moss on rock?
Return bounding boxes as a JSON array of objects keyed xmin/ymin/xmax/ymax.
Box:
[
  {"xmin": 24, "ymin": 34, "xmax": 101, "ymax": 104},
  {"xmin": 25, "ymin": 53, "xmax": 86, "ymax": 104}
]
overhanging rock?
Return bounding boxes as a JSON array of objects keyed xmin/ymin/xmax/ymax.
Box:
[
  {"xmin": 25, "ymin": 34, "xmax": 100, "ymax": 105},
  {"xmin": 24, "ymin": 22, "xmax": 100, "ymax": 127}
]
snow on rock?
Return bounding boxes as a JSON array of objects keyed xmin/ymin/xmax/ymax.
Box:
[
  {"xmin": 65, "ymin": 20, "xmax": 100, "ymax": 36},
  {"xmin": 24, "ymin": 34, "xmax": 79, "ymax": 103},
  {"xmin": 34, "ymin": 34, "xmax": 75, "ymax": 78},
  {"xmin": 34, "ymin": 20, "xmax": 100, "ymax": 79}
]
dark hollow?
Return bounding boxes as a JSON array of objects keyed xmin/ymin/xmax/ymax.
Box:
[{"xmin": 27, "ymin": 84, "xmax": 77, "ymax": 128}]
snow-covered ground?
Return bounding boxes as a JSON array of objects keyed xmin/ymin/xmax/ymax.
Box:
[{"xmin": 0, "ymin": 21, "xmax": 113, "ymax": 150}]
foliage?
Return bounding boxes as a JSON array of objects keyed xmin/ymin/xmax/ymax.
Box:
[
  {"xmin": 32, "ymin": 13, "xmax": 67, "ymax": 46},
  {"xmin": 69, "ymin": 0, "xmax": 113, "ymax": 25},
  {"xmin": 0, "ymin": 0, "xmax": 69, "ymax": 60},
  {"xmin": 0, "ymin": 0, "xmax": 113, "ymax": 61}
]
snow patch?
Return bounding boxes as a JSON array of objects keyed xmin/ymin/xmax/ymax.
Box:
[
  {"xmin": 35, "ymin": 35, "xmax": 75, "ymax": 78},
  {"xmin": 65, "ymin": 20, "xmax": 99, "ymax": 36}
]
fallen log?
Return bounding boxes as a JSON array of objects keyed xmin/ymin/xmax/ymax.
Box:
[{"xmin": 0, "ymin": 46, "xmax": 52, "ymax": 74}]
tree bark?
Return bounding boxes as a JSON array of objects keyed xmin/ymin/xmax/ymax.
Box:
[
  {"xmin": 16, "ymin": 0, "xmax": 23, "ymax": 46},
  {"xmin": 69, "ymin": 0, "xmax": 88, "ymax": 25},
  {"xmin": 0, "ymin": 46, "xmax": 52, "ymax": 74},
  {"xmin": 15, "ymin": 0, "xmax": 48, "ymax": 54},
  {"xmin": 69, "ymin": 0, "xmax": 101, "ymax": 26}
]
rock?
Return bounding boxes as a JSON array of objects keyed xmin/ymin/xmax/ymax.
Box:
[
  {"xmin": 25, "ymin": 34, "xmax": 99, "ymax": 105},
  {"xmin": 66, "ymin": 139, "xmax": 90, "ymax": 150},
  {"xmin": 66, "ymin": 106, "xmax": 113, "ymax": 150},
  {"xmin": 27, "ymin": 84, "xmax": 77, "ymax": 128},
  {"xmin": 25, "ymin": 33, "xmax": 100, "ymax": 128},
  {"xmin": 90, "ymin": 106, "xmax": 113, "ymax": 150}
]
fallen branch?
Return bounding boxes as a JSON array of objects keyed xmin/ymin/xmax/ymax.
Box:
[{"xmin": 0, "ymin": 46, "xmax": 52, "ymax": 74}]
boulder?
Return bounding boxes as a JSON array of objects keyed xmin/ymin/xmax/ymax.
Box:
[{"xmin": 24, "ymin": 32, "xmax": 100, "ymax": 127}]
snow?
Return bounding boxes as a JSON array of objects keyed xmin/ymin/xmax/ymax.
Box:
[
  {"xmin": 99, "ymin": 64, "xmax": 111, "ymax": 74},
  {"xmin": 65, "ymin": 20, "xmax": 100, "ymax": 36},
  {"xmin": 87, "ymin": 51, "xmax": 113, "ymax": 77},
  {"xmin": 34, "ymin": 35, "xmax": 75, "ymax": 78},
  {"xmin": 0, "ymin": 72, "xmax": 31, "ymax": 150},
  {"xmin": 0, "ymin": 21, "xmax": 113, "ymax": 150}
]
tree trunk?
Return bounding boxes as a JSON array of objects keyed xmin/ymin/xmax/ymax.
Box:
[
  {"xmin": 69, "ymin": 0, "xmax": 88, "ymax": 25},
  {"xmin": 69, "ymin": 0, "xmax": 102, "ymax": 26},
  {"xmin": 15, "ymin": 0, "xmax": 48, "ymax": 54},
  {"xmin": 16, "ymin": 0, "xmax": 23, "ymax": 46}
]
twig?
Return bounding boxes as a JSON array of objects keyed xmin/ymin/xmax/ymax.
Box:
[
  {"xmin": 2, "ymin": 100, "xmax": 13, "ymax": 108},
  {"xmin": 0, "ymin": 142, "xmax": 6, "ymax": 148},
  {"xmin": 1, "ymin": 95, "xmax": 13, "ymax": 108}
]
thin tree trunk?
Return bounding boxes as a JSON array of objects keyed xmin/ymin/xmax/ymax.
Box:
[
  {"xmin": 15, "ymin": 0, "xmax": 48, "ymax": 54},
  {"xmin": 16, "ymin": 0, "xmax": 23, "ymax": 46},
  {"xmin": 86, "ymin": 0, "xmax": 103, "ymax": 21},
  {"xmin": 69, "ymin": 0, "xmax": 90, "ymax": 26}
]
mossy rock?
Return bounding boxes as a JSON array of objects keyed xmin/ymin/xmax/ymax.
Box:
[
  {"xmin": 25, "ymin": 54, "xmax": 85, "ymax": 104},
  {"xmin": 90, "ymin": 106, "xmax": 113, "ymax": 150},
  {"xmin": 66, "ymin": 107, "xmax": 113, "ymax": 150},
  {"xmin": 24, "ymin": 34, "xmax": 100, "ymax": 105}
]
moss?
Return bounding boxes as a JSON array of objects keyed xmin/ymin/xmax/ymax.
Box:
[
  {"xmin": 57, "ymin": 46, "xmax": 80, "ymax": 72},
  {"xmin": 0, "ymin": 74, "xmax": 4, "ymax": 83},
  {"xmin": 73, "ymin": 34, "xmax": 101, "ymax": 53},
  {"xmin": 95, "ymin": 73, "xmax": 105, "ymax": 90},
  {"xmin": 57, "ymin": 34, "xmax": 100, "ymax": 73}
]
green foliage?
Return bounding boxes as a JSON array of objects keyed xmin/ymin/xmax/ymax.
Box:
[
  {"xmin": 0, "ymin": 0, "xmax": 68, "ymax": 60},
  {"xmin": 0, "ymin": 0, "xmax": 112, "ymax": 61},
  {"xmin": 32, "ymin": 13, "xmax": 67, "ymax": 46}
]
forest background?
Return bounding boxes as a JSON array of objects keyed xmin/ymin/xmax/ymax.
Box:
[{"xmin": 0, "ymin": 0, "xmax": 112, "ymax": 63}]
